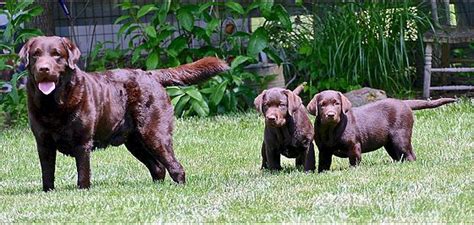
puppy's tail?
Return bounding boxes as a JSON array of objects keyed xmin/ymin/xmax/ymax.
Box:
[
  {"xmin": 151, "ymin": 57, "xmax": 229, "ymax": 86},
  {"xmin": 292, "ymin": 82, "xmax": 307, "ymax": 96},
  {"xmin": 403, "ymin": 98, "xmax": 457, "ymax": 110}
]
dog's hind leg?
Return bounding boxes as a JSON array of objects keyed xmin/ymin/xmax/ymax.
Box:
[
  {"xmin": 384, "ymin": 142, "xmax": 402, "ymax": 161},
  {"xmin": 303, "ymin": 143, "xmax": 316, "ymax": 172},
  {"xmin": 125, "ymin": 133, "xmax": 166, "ymax": 182},
  {"xmin": 389, "ymin": 132, "xmax": 416, "ymax": 162}
]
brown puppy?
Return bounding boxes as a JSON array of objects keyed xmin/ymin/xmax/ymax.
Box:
[
  {"xmin": 19, "ymin": 36, "xmax": 229, "ymax": 191},
  {"xmin": 254, "ymin": 84, "xmax": 315, "ymax": 172},
  {"xmin": 307, "ymin": 90, "xmax": 456, "ymax": 172}
]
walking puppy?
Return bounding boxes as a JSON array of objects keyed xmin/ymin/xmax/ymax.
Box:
[
  {"xmin": 19, "ymin": 36, "xmax": 229, "ymax": 191},
  {"xmin": 306, "ymin": 90, "xmax": 456, "ymax": 172},
  {"xmin": 254, "ymin": 84, "xmax": 315, "ymax": 172}
]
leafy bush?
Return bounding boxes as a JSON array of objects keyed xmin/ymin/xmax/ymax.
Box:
[
  {"xmin": 85, "ymin": 41, "xmax": 130, "ymax": 72},
  {"xmin": 0, "ymin": 0, "xmax": 43, "ymax": 126},
  {"xmin": 114, "ymin": 0, "xmax": 291, "ymax": 117},
  {"xmin": 268, "ymin": 1, "xmax": 431, "ymax": 99}
]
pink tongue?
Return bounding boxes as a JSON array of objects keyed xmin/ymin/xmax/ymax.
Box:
[{"xmin": 38, "ymin": 82, "xmax": 56, "ymax": 95}]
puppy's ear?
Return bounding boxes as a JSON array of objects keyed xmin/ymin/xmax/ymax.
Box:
[
  {"xmin": 254, "ymin": 90, "xmax": 267, "ymax": 114},
  {"xmin": 306, "ymin": 93, "xmax": 319, "ymax": 116},
  {"xmin": 338, "ymin": 92, "xmax": 352, "ymax": 113},
  {"xmin": 19, "ymin": 37, "xmax": 37, "ymax": 67},
  {"xmin": 284, "ymin": 90, "xmax": 302, "ymax": 116},
  {"xmin": 60, "ymin": 37, "xmax": 81, "ymax": 70}
]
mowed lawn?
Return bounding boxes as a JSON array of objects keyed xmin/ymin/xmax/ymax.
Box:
[{"xmin": 0, "ymin": 100, "xmax": 472, "ymax": 222}]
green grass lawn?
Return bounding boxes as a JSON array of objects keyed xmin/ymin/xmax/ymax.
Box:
[{"xmin": 0, "ymin": 100, "xmax": 473, "ymax": 222}]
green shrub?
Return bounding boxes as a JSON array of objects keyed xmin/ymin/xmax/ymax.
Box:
[
  {"xmin": 114, "ymin": 0, "xmax": 291, "ymax": 117},
  {"xmin": 267, "ymin": 1, "xmax": 431, "ymax": 99},
  {"xmin": 0, "ymin": 0, "xmax": 43, "ymax": 126}
]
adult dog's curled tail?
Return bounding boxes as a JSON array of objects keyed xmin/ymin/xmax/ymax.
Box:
[
  {"xmin": 403, "ymin": 98, "xmax": 457, "ymax": 110},
  {"xmin": 152, "ymin": 57, "xmax": 229, "ymax": 86}
]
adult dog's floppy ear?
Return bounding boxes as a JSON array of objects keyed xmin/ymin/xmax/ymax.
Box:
[
  {"xmin": 338, "ymin": 92, "xmax": 352, "ymax": 114},
  {"xmin": 19, "ymin": 37, "xmax": 37, "ymax": 67},
  {"xmin": 254, "ymin": 90, "xmax": 267, "ymax": 114},
  {"xmin": 60, "ymin": 37, "xmax": 81, "ymax": 70},
  {"xmin": 306, "ymin": 93, "xmax": 320, "ymax": 116},
  {"xmin": 284, "ymin": 90, "xmax": 302, "ymax": 116}
]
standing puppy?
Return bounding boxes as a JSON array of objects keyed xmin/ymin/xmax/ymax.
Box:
[
  {"xmin": 307, "ymin": 90, "xmax": 456, "ymax": 172},
  {"xmin": 254, "ymin": 85, "xmax": 315, "ymax": 172}
]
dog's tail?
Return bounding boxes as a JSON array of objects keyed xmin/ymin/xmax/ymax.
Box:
[
  {"xmin": 151, "ymin": 57, "xmax": 229, "ymax": 86},
  {"xmin": 292, "ymin": 82, "xmax": 307, "ymax": 96},
  {"xmin": 403, "ymin": 98, "xmax": 457, "ymax": 110}
]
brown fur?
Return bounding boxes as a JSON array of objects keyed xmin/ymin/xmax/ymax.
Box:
[
  {"xmin": 254, "ymin": 85, "xmax": 315, "ymax": 172},
  {"xmin": 19, "ymin": 36, "xmax": 229, "ymax": 191},
  {"xmin": 307, "ymin": 90, "xmax": 455, "ymax": 172}
]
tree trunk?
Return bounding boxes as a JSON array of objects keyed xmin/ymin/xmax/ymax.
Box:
[{"xmin": 27, "ymin": 1, "xmax": 55, "ymax": 35}]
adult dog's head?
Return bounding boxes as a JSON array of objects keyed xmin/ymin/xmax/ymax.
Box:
[
  {"xmin": 307, "ymin": 90, "xmax": 352, "ymax": 125},
  {"xmin": 254, "ymin": 87, "xmax": 302, "ymax": 128},
  {"xmin": 19, "ymin": 36, "xmax": 80, "ymax": 95}
]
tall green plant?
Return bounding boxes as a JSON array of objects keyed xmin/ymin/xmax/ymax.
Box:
[
  {"xmin": 0, "ymin": 0, "xmax": 43, "ymax": 125},
  {"xmin": 268, "ymin": 1, "xmax": 431, "ymax": 98}
]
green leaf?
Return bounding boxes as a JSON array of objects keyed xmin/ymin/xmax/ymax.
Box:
[
  {"xmin": 194, "ymin": 27, "xmax": 211, "ymax": 44},
  {"xmin": 184, "ymin": 87, "xmax": 204, "ymax": 101},
  {"xmin": 274, "ymin": 5, "xmax": 292, "ymax": 31},
  {"xmin": 198, "ymin": 2, "xmax": 216, "ymax": 14},
  {"xmin": 118, "ymin": 1, "xmax": 135, "ymax": 10},
  {"xmin": 156, "ymin": 28, "xmax": 175, "ymax": 42},
  {"xmin": 157, "ymin": 0, "xmax": 171, "ymax": 24},
  {"xmin": 146, "ymin": 51, "xmax": 159, "ymax": 70},
  {"xmin": 114, "ymin": 15, "xmax": 131, "ymax": 24},
  {"xmin": 174, "ymin": 95, "xmax": 190, "ymax": 117},
  {"xmin": 245, "ymin": 2, "xmax": 260, "ymax": 15},
  {"xmin": 167, "ymin": 36, "xmax": 188, "ymax": 57},
  {"xmin": 206, "ymin": 18, "xmax": 220, "ymax": 36},
  {"xmin": 298, "ymin": 42, "xmax": 312, "ymax": 56},
  {"xmin": 191, "ymin": 98, "xmax": 209, "ymax": 117},
  {"xmin": 144, "ymin": 25, "xmax": 157, "ymax": 38},
  {"xmin": 247, "ymin": 27, "xmax": 268, "ymax": 58},
  {"xmin": 230, "ymin": 55, "xmax": 252, "ymax": 70},
  {"xmin": 232, "ymin": 31, "xmax": 251, "ymax": 38},
  {"xmin": 28, "ymin": 6, "xmax": 43, "ymax": 17},
  {"xmin": 210, "ymin": 80, "xmax": 228, "ymax": 105},
  {"xmin": 177, "ymin": 8, "xmax": 194, "ymax": 31},
  {"xmin": 258, "ymin": 0, "xmax": 274, "ymax": 13},
  {"xmin": 132, "ymin": 44, "xmax": 146, "ymax": 64},
  {"xmin": 117, "ymin": 22, "xmax": 132, "ymax": 37},
  {"xmin": 170, "ymin": 93, "xmax": 184, "ymax": 106},
  {"xmin": 137, "ymin": 4, "xmax": 158, "ymax": 19},
  {"xmin": 225, "ymin": 1, "xmax": 245, "ymax": 15},
  {"xmin": 263, "ymin": 48, "xmax": 282, "ymax": 65},
  {"xmin": 167, "ymin": 86, "xmax": 185, "ymax": 97}
]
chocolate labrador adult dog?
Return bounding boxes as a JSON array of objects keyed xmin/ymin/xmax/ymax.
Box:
[
  {"xmin": 19, "ymin": 36, "xmax": 229, "ymax": 191},
  {"xmin": 306, "ymin": 90, "xmax": 456, "ymax": 172},
  {"xmin": 254, "ymin": 84, "xmax": 315, "ymax": 172}
]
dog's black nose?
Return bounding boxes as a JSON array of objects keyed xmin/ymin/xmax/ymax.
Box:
[
  {"xmin": 327, "ymin": 112, "xmax": 335, "ymax": 118},
  {"xmin": 266, "ymin": 115, "xmax": 276, "ymax": 121},
  {"xmin": 39, "ymin": 66, "xmax": 50, "ymax": 73}
]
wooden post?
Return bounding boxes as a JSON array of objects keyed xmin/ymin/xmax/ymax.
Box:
[{"xmin": 423, "ymin": 43, "xmax": 433, "ymax": 98}]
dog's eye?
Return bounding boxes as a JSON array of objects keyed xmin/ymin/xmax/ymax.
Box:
[
  {"xmin": 51, "ymin": 51, "xmax": 61, "ymax": 58},
  {"xmin": 32, "ymin": 51, "xmax": 41, "ymax": 58},
  {"xmin": 335, "ymin": 102, "xmax": 340, "ymax": 106},
  {"xmin": 279, "ymin": 103, "xmax": 286, "ymax": 108}
]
